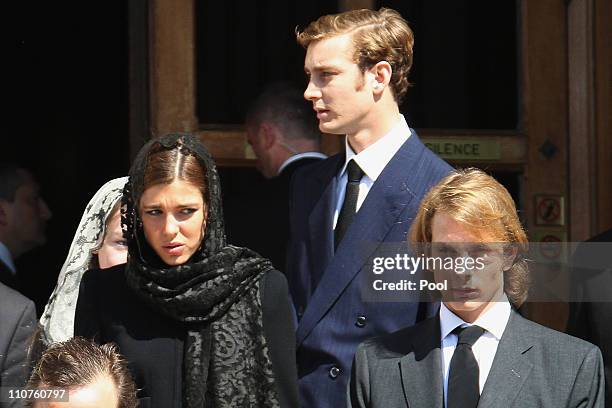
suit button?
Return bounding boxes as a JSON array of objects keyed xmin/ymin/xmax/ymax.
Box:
[
  {"xmin": 355, "ymin": 315, "xmax": 367, "ymax": 328},
  {"xmin": 297, "ymin": 306, "xmax": 304, "ymax": 320},
  {"xmin": 329, "ymin": 366, "xmax": 341, "ymax": 379}
]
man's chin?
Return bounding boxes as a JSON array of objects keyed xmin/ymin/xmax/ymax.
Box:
[
  {"xmin": 318, "ymin": 121, "xmax": 343, "ymax": 135},
  {"xmin": 444, "ymin": 300, "xmax": 487, "ymax": 314}
]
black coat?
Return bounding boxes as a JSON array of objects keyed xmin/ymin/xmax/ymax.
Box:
[
  {"xmin": 224, "ymin": 157, "xmax": 322, "ymax": 272},
  {"xmin": 74, "ymin": 264, "xmax": 298, "ymax": 408}
]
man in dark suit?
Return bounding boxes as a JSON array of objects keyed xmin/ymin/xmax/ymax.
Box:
[
  {"xmin": 246, "ymin": 83, "xmax": 326, "ymax": 181},
  {"xmin": 0, "ymin": 282, "xmax": 36, "ymax": 400},
  {"xmin": 289, "ymin": 8, "xmax": 452, "ymax": 407},
  {"xmin": 0, "ymin": 163, "xmax": 52, "ymax": 293},
  {"xmin": 349, "ymin": 169, "xmax": 604, "ymax": 408},
  {"xmin": 233, "ymin": 84, "xmax": 325, "ymax": 270}
]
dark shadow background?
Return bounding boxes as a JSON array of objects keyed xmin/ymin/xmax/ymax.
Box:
[
  {"xmin": 6, "ymin": 2, "xmax": 130, "ymax": 313},
  {"xmin": 197, "ymin": 0, "xmax": 518, "ymax": 129}
]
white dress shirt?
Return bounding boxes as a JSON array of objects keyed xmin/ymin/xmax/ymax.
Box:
[
  {"xmin": 333, "ymin": 114, "xmax": 411, "ymax": 229},
  {"xmin": 277, "ymin": 151, "xmax": 327, "ymax": 176},
  {"xmin": 0, "ymin": 241, "xmax": 17, "ymax": 275},
  {"xmin": 439, "ymin": 296, "xmax": 511, "ymax": 408}
]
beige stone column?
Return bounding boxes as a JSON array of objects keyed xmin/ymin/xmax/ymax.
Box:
[{"xmin": 149, "ymin": 0, "xmax": 197, "ymax": 136}]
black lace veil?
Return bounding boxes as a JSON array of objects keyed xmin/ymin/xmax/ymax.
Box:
[{"xmin": 122, "ymin": 134, "xmax": 279, "ymax": 407}]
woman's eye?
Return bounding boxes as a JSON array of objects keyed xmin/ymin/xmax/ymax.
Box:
[
  {"xmin": 116, "ymin": 240, "xmax": 128, "ymax": 247},
  {"xmin": 180, "ymin": 208, "xmax": 197, "ymax": 215},
  {"xmin": 145, "ymin": 209, "xmax": 161, "ymax": 216}
]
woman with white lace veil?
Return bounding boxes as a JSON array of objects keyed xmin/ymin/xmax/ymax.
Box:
[{"xmin": 39, "ymin": 176, "xmax": 128, "ymax": 345}]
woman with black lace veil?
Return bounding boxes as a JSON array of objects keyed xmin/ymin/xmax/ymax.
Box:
[{"xmin": 74, "ymin": 134, "xmax": 298, "ymax": 408}]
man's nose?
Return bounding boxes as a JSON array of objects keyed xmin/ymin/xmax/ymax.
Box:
[
  {"xmin": 453, "ymin": 255, "xmax": 475, "ymax": 277},
  {"xmin": 39, "ymin": 199, "xmax": 52, "ymax": 220},
  {"xmin": 304, "ymin": 80, "xmax": 321, "ymax": 101}
]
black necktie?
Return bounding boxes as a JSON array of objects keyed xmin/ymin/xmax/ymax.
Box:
[
  {"xmin": 448, "ymin": 325, "xmax": 485, "ymax": 408},
  {"xmin": 334, "ymin": 159, "xmax": 364, "ymax": 250}
]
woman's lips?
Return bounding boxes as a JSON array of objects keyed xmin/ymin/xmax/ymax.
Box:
[{"xmin": 163, "ymin": 244, "xmax": 184, "ymax": 255}]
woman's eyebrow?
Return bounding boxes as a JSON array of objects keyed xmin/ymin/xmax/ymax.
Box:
[{"xmin": 141, "ymin": 203, "xmax": 161, "ymax": 209}]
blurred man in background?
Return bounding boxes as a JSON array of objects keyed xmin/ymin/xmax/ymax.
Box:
[
  {"xmin": 226, "ymin": 84, "xmax": 325, "ymax": 269},
  {"xmin": 0, "ymin": 163, "xmax": 52, "ymax": 294}
]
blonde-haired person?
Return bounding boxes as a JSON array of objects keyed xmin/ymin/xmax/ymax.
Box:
[
  {"xmin": 349, "ymin": 169, "xmax": 604, "ymax": 408},
  {"xmin": 288, "ymin": 8, "xmax": 451, "ymax": 406},
  {"xmin": 410, "ymin": 168, "xmax": 530, "ymax": 308},
  {"xmin": 39, "ymin": 177, "xmax": 128, "ymax": 345}
]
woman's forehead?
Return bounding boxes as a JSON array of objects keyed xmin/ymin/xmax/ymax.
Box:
[{"xmin": 140, "ymin": 180, "xmax": 203, "ymax": 201}]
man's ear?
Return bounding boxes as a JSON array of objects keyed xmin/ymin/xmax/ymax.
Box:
[
  {"xmin": 259, "ymin": 122, "xmax": 278, "ymax": 149},
  {"xmin": 370, "ymin": 61, "xmax": 392, "ymax": 94}
]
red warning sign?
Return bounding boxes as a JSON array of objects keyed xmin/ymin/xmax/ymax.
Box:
[{"xmin": 535, "ymin": 195, "xmax": 564, "ymax": 226}]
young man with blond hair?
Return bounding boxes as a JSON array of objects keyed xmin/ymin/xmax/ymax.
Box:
[
  {"xmin": 287, "ymin": 8, "xmax": 451, "ymax": 407},
  {"xmin": 349, "ymin": 169, "xmax": 604, "ymax": 408}
]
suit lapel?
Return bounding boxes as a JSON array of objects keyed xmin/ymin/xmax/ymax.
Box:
[
  {"xmin": 399, "ymin": 318, "xmax": 444, "ymax": 408},
  {"xmin": 306, "ymin": 162, "xmax": 339, "ymax": 291},
  {"xmin": 477, "ymin": 311, "xmax": 534, "ymax": 408},
  {"xmin": 297, "ymin": 135, "xmax": 429, "ymax": 345}
]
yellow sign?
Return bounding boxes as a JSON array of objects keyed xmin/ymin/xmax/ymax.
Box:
[{"xmin": 422, "ymin": 138, "xmax": 501, "ymax": 161}]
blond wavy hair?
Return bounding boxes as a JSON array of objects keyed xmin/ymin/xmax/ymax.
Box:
[
  {"xmin": 410, "ymin": 168, "xmax": 530, "ymax": 307},
  {"xmin": 296, "ymin": 8, "xmax": 414, "ymax": 103}
]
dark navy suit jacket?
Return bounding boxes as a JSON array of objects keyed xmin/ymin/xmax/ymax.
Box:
[{"xmin": 287, "ymin": 130, "xmax": 452, "ymax": 407}]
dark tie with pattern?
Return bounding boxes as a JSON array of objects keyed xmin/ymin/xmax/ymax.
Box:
[
  {"xmin": 448, "ymin": 325, "xmax": 485, "ymax": 408},
  {"xmin": 334, "ymin": 159, "xmax": 364, "ymax": 250}
]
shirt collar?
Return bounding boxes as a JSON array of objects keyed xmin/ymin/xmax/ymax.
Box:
[
  {"xmin": 0, "ymin": 241, "xmax": 16, "ymax": 275},
  {"xmin": 277, "ymin": 152, "xmax": 328, "ymax": 175},
  {"xmin": 339, "ymin": 114, "xmax": 410, "ymax": 181},
  {"xmin": 440, "ymin": 294, "xmax": 511, "ymax": 341}
]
